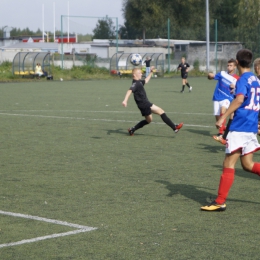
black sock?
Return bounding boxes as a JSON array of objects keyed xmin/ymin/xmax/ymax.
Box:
[
  {"xmin": 134, "ymin": 120, "xmax": 149, "ymax": 131},
  {"xmin": 186, "ymin": 83, "xmax": 190, "ymax": 88},
  {"xmin": 181, "ymin": 85, "xmax": 185, "ymax": 91},
  {"xmin": 223, "ymin": 119, "xmax": 232, "ymax": 140},
  {"xmin": 161, "ymin": 113, "xmax": 176, "ymax": 130}
]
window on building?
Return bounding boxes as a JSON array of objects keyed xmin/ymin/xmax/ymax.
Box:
[{"xmin": 175, "ymin": 45, "xmax": 187, "ymax": 52}]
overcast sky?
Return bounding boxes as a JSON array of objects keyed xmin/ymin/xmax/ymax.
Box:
[{"xmin": 0, "ymin": 0, "xmax": 124, "ymax": 34}]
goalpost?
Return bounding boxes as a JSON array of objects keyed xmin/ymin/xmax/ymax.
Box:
[{"xmin": 60, "ymin": 15, "xmax": 119, "ymax": 69}]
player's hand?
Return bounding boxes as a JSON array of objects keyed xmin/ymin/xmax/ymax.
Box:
[
  {"xmin": 122, "ymin": 101, "xmax": 127, "ymax": 107},
  {"xmin": 208, "ymin": 73, "xmax": 214, "ymax": 80},
  {"xmin": 150, "ymin": 66, "xmax": 154, "ymax": 72}
]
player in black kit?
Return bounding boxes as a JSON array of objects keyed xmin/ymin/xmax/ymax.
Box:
[
  {"xmin": 177, "ymin": 57, "xmax": 192, "ymax": 93},
  {"xmin": 122, "ymin": 66, "xmax": 183, "ymax": 136}
]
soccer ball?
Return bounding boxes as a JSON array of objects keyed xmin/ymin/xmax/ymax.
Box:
[{"xmin": 130, "ymin": 53, "xmax": 142, "ymax": 66}]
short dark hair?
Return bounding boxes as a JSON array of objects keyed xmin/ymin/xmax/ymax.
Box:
[
  {"xmin": 236, "ymin": 49, "xmax": 253, "ymax": 68},
  {"xmin": 228, "ymin": 58, "xmax": 237, "ymax": 65}
]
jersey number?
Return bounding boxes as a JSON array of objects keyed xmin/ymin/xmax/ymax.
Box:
[{"xmin": 245, "ymin": 87, "xmax": 260, "ymax": 111}]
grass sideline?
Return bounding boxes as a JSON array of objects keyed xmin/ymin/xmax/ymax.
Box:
[{"xmin": 1, "ymin": 78, "xmax": 260, "ymax": 259}]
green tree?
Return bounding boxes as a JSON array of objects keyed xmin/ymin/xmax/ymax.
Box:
[
  {"xmin": 122, "ymin": 0, "xmax": 164, "ymax": 43},
  {"xmin": 236, "ymin": 0, "xmax": 260, "ymax": 56},
  {"xmin": 118, "ymin": 21, "xmax": 141, "ymax": 39},
  {"xmin": 92, "ymin": 17, "xmax": 116, "ymax": 39}
]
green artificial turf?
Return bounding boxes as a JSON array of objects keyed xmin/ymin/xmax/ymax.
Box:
[{"xmin": 1, "ymin": 78, "xmax": 260, "ymax": 259}]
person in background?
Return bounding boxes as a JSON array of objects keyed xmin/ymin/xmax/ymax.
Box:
[
  {"xmin": 144, "ymin": 56, "xmax": 152, "ymax": 78},
  {"xmin": 177, "ymin": 57, "xmax": 192, "ymax": 93}
]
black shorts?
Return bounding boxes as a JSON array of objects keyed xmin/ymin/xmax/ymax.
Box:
[
  {"xmin": 138, "ymin": 102, "xmax": 153, "ymax": 116},
  {"xmin": 181, "ymin": 73, "xmax": 188, "ymax": 79}
]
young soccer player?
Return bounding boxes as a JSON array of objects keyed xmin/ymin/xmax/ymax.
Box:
[
  {"xmin": 208, "ymin": 59, "xmax": 239, "ymax": 142},
  {"xmin": 253, "ymin": 58, "xmax": 260, "ymax": 135},
  {"xmin": 122, "ymin": 66, "xmax": 183, "ymax": 135},
  {"xmin": 201, "ymin": 49, "xmax": 260, "ymax": 212},
  {"xmin": 177, "ymin": 57, "xmax": 192, "ymax": 93}
]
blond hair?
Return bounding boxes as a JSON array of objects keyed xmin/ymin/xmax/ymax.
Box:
[{"xmin": 254, "ymin": 58, "xmax": 260, "ymax": 68}]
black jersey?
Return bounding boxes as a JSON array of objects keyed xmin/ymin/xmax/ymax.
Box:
[
  {"xmin": 177, "ymin": 62, "xmax": 190, "ymax": 73},
  {"xmin": 144, "ymin": 59, "xmax": 151, "ymax": 67},
  {"xmin": 130, "ymin": 79, "xmax": 151, "ymax": 108}
]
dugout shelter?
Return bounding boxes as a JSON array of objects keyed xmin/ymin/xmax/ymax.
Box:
[
  {"xmin": 110, "ymin": 53, "xmax": 164, "ymax": 77},
  {"xmin": 12, "ymin": 52, "xmax": 51, "ymax": 77}
]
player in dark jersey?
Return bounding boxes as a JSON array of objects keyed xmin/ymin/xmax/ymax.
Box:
[
  {"xmin": 144, "ymin": 56, "xmax": 152, "ymax": 78},
  {"xmin": 122, "ymin": 66, "xmax": 183, "ymax": 136},
  {"xmin": 177, "ymin": 57, "xmax": 192, "ymax": 93},
  {"xmin": 201, "ymin": 49, "xmax": 260, "ymax": 212}
]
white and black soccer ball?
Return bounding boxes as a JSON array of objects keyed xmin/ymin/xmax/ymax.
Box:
[{"xmin": 130, "ymin": 53, "xmax": 142, "ymax": 66}]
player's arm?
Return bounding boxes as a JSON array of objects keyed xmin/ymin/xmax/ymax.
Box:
[
  {"xmin": 122, "ymin": 89, "xmax": 132, "ymax": 107},
  {"xmin": 145, "ymin": 66, "xmax": 155, "ymax": 83},
  {"xmin": 216, "ymin": 95, "xmax": 244, "ymax": 128},
  {"xmin": 207, "ymin": 72, "xmax": 215, "ymax": 80}
]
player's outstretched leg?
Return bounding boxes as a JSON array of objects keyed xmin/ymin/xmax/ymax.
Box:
[
  {"xmin": 160, "ymin": 113, "xmax": 183, "ymax": 133},
  {"xmin": 128, "ymin": 120, "xmax": 149, "ymax": 136}
]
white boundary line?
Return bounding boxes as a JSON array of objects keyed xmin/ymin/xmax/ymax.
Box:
[
  {"xmin": 0, "ymin": 210, "xmax": 97, "ymax": 249},
  {"xmin": 0, "ymin": 112, "xmax": 213, "ymax": 128},
  {"xmin": 0, "ymin": 110, "xmax": 214, "ymax": 116}
]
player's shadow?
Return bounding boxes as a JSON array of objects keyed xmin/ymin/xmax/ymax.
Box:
[
  {"xmin": 106, "ymin": 128, "xmax": 130, "ymax": 136},
  {"xmin": 155, "ymin": 180, "xmax": 260, "ymax": 205},
  {"xmin": 186, "ymin": 129, "xmax": 213, "ymax": 137},
  {"xmin": 197, "ymin": 142, "xmax": 225, "ymax": 154},
  {"xmin": 106, "ymin": 128, "xmax": 176, "ymax": 138},
  {"xmin": 155, "ymin": 180, "xmax": 216, "ymax": 204}
]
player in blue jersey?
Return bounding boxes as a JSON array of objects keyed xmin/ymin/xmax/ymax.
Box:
[
  {"xmin": 201, "ymin": 49, "xmax": 260, "ymax": 212},
  {"xmin": 207, "ymin": 59, "xmax": 239, "ymax": 141},
  {"xmin": 254, "ymin": 58, "xmax": 260, "ymax": 135}
]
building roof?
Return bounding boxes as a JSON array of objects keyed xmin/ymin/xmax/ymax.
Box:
[{"xmin": 0, "ymin": 42, "xmax": 58, "ymax": 52}]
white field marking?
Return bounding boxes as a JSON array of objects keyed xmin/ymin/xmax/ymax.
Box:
[
  {"xmin": 0, "ymin": 112, "xmax": 214, "ymax": 128},
  {"xmin": 0, "ymin": 210, "xmax": 97, "ymax": 249},
  {"xmin": 0, "ymin": 110, "xmax": 214, "ymax": 116}
]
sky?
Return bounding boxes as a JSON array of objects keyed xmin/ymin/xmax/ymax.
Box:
[{"xmin": 0, "ymin": 0, "xmax": 125, "ymax": 35}]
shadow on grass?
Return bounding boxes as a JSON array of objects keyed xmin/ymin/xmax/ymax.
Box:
[
  {"xmin": 106, "ymin": 128, "xmax": 176, "ymax": 138},
  {"xmin": 155, "ymin": 180, "xmax": 215, "ymax": 204},
  {"xmin": 106, "ymin": 128, "xmax": 130, "ymax": 136},
  {"xmin": 186, "ymin": 128, "xmax": 213, "ymax": 137},
  {"xmin": 155, "ymin": 180, "xmax": 260, "ymax": 205},
  {"xmin": 197, "ymin": 142, "xmax": 224, "ymax": 154}
]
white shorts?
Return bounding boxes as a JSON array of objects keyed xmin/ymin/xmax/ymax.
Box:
[
  {"xmin": 225, "ymin": 131, "xmax": 260, "ymax": 155},
  {"xmin": 213, "ymin": 100, "xmax": 230, "ymax": 116}
]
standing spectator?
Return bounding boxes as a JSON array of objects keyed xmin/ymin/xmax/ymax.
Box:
[{"xmin": 144, "ymin": 56, "xmax": 152, "ymax": 78}]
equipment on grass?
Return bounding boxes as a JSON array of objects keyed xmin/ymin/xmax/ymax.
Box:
[{"xmin": 130, "ymin": 54, "xmax": 142, "ymax": 66}]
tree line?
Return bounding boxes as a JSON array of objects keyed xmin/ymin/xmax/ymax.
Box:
[
  {"xmin": 1, "ymin": 0, "xmax": 260, "ymax": 55},
  {"xmin": 93, "ymin": 0, "xmax": 260, "ymax": 56}
]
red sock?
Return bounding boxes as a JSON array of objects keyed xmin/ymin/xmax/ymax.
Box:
[
  {"xmin": 218, "ymin": 113, "xmax": 226, "ymax": 135},
  {"xmin": 215, "ymin": 168, "xmax": 235, "ymax": 204},
  {"xmin": 251, "ymin": 163, "xmax": 260, "ymax": 176}
]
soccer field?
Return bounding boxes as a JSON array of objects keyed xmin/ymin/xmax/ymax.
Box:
[{"xmin": 1, "ymin": 78, "xmax": 260, "ymax": 259}]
